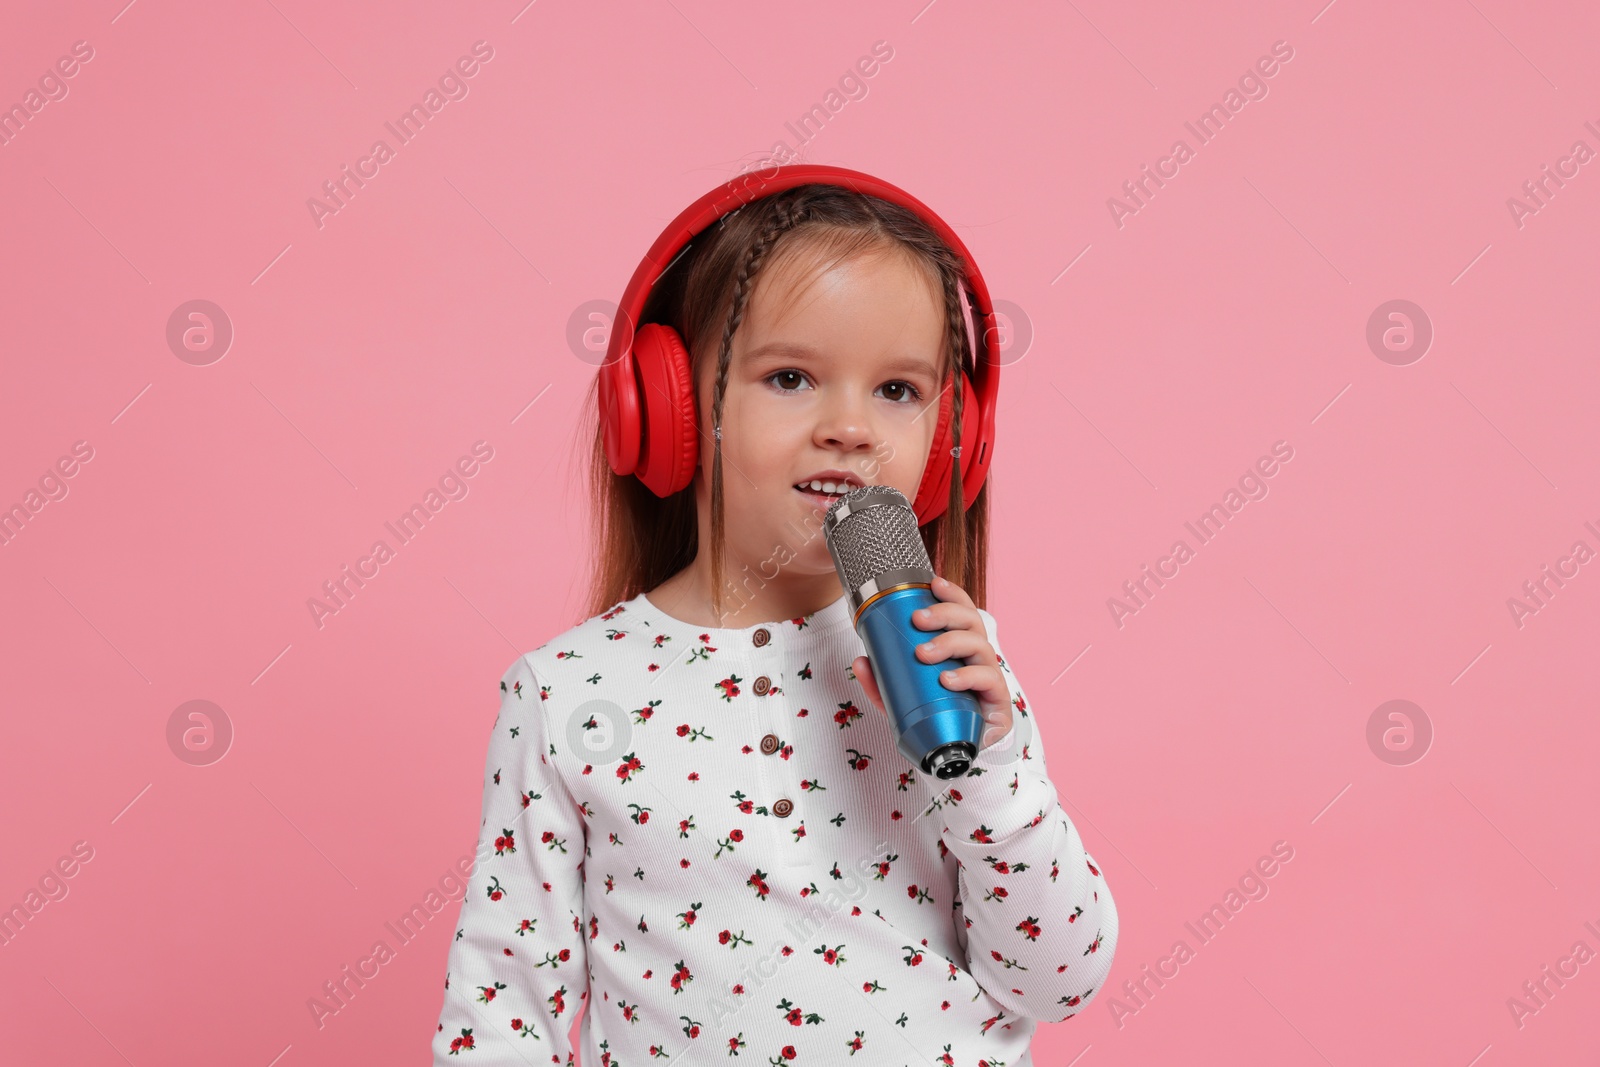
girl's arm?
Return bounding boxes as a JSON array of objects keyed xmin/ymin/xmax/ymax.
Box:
[
  {"xmin": 432, "ymin": 654, "xmax": 588, "ymax": 1063},
  {"xmin": 933, "ymin": 608, "xmax": 1119, "ymax": 1023}
]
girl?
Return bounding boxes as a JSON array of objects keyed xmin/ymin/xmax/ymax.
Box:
[{"xmin": 432, "ymin": 173, "xmax": 1117, "ymax": 1066}]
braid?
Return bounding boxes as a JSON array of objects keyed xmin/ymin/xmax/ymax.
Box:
[
  {"xmin": 937, "ymin": 265, "xmax": 970, "ymax": 581},
  {"xmin": 707, "ymin": 191, "xmax": 814, "ymax": 623}
]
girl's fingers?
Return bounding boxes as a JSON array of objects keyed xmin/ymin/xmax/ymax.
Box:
[
  {"xmin": 937, "ymin": 663, "xmax": 1011, "ymax": 721},
  {"xmin": 911, "ymin": 585, "xmax": 984, "ymax": 645},
  {"xmin": 911, "ymin": 627, "xmax": 996, "ymax": 668},
  {"xmin": 853, "ymin": 655, "xmax": 886, "ymax": 716},
  {"xmin": 911, "ymin": 601, "xmax": 979, "ymax": 635},
  {"xmin": 931, "ymin": 573, "xmax": 976, "ymax": 608}
]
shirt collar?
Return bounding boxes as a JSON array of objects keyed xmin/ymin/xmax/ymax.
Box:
[{"xmin": 627, "ymin": 588, "xmax": 855, "ymax": 642}]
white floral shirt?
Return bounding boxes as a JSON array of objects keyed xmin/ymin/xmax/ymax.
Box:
[{"xmin": 431, "ymin": 591, "xmax": 1117, "ymax": 1066}]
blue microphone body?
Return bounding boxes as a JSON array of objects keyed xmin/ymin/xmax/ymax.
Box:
[{"xmin": 823, "ymin": 486, "xmax": 987, "ymax": 779}]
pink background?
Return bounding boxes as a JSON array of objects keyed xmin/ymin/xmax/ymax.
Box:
[{"xmin": 3, "ymin": 0, "xmax": 1598, "ymax": 1063}]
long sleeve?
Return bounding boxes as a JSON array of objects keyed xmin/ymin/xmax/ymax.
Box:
[
  {"xmin": 932, "ymin": 608, "xmax": 1118, "ymax": 1022},
  {"xmin": 432, "ymin": 653, "xmax": 589, "ymax": 1063}
]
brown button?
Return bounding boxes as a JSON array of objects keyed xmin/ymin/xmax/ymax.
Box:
[
  {"xmin": 772, "ymin": 798, "xmax": 794, "ymax": 818},
  {"xmin": 759, "ymin": 733, "xmax": 780, "ymax": 755},
  {"xmin": 752, "ymin": 675, "xmax": 771, "ymax": 696},
  {"xmin": 753, "ymin": 627, "xmax": 770, "ymax": 647}
]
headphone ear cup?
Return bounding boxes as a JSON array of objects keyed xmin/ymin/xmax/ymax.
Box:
[
  {"xmin": 912, "ymin": 366, "xmax": 979, "ymax": 525},
  {"xmin": 600, "ymin": 327, "xmax": 643, "ymax": 477},
  {"xmin": 631, "ymin": 323, "xmax": 700, "ymax": 498}
]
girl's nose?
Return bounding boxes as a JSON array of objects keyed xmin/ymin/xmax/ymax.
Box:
[{"xmin": 814, "ymin": 392, "xmax": 874, "ymax": 451}]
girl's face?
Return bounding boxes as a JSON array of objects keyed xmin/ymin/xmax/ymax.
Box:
[{"xmin": 692, "ymin": 242, "xmax": 948, "ymax": 585}]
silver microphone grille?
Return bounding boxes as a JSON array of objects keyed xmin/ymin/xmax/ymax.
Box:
[{"xmin": 822, "ymin": 485, "xmax": 935, "ymax": 617}]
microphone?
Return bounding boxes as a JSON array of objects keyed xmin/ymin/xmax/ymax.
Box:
[{"xmin": 822, "ymin": 485, "xmax": 986, "ymax": 780}]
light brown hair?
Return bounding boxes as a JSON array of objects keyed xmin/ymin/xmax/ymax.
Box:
[{"xmin": 576, "ymin": 182, "xmax": 991, "ymax": 622}]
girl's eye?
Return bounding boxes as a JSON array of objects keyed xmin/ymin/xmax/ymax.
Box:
[
  {"xmin": 767, "ymin": 370, "xmax": 809, "ymax": 392},
  {"xmin": 763, "ymin": 371, "xmax": 924, "ymax": 404},
  {"xmin": 878, "ymin": 381, "xmax": 924, "ymax": 404}
]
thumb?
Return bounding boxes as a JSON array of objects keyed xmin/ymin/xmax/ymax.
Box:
[{"xmin": 853, "ymin": 655, "xmax": 886, "ymax": 716}]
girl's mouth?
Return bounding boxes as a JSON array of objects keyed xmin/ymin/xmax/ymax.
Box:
[{"xmin": 794, "ymin": 484, "xmax": 847, "ymax": 510}]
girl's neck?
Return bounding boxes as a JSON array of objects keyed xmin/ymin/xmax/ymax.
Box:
[{"xmin": 648, "ymin": 560, "xmax": 846, "ymax": 629}]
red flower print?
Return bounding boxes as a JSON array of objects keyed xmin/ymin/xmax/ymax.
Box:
[
  {"xmin": 615, "ymin": 753, "xmax": 644, "ymax": 783},
  {"xmin": 814, "ymin": 943, "xmax": 846, "ymax": 967},
  {"xmin": 775, "ymin": 997, "xmax": 825, "ymax": 1026}
]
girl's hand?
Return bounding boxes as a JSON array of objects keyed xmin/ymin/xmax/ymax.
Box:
[{"xmin": 851, "ymin": 575, "xmax": 1013, "ymax": 750}]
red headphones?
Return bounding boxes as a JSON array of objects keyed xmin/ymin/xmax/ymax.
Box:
[{"xmin": 598, "ymin": 164, "xmax": 1000, "ymax": 525}]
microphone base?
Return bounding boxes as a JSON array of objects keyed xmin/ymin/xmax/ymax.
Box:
[{"xmin": 924, "ymin": 740, "xmax": 977, "ymax": 780}]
